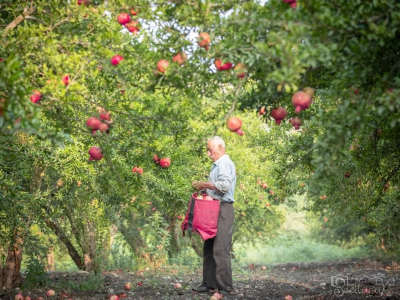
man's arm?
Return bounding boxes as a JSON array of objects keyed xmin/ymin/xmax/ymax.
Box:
[{"xmin": 192, "ymin": 162, "xmax": 233, "ymax": 193}]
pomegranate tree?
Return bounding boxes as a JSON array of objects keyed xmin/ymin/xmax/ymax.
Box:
[
  {"xmin": 226, "ymin": 117, "xmax": 242, "ymax": 132},
  {"xmin": 88, "ymin": 147, "xmax": 103, "ymax": 161},
  {"xmin": 270, "ymin": 107, "xmax": 287, "ymax": 125},
  {"xmin": 292, "ymin": 91, "xmax": 311, "ymax": 114}
]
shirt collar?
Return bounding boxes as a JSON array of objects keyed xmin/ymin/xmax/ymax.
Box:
[{"xmin": 213, "ymin": 154, "xmax": 228, "ymax": 166}]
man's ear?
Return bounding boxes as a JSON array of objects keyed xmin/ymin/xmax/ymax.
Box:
[{"xmin": 218, "ymin": 144, "xmax": 223, "ymax": 150}]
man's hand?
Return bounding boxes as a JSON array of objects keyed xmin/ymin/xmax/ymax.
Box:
[{"xmin": 192, "ymin": 181, "xmax": 218, "ymax": 191}]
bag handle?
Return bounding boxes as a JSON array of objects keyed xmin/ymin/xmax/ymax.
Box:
[{"xmin": 187, "ymin": 198, "xmax": 196, "ymax": 233}]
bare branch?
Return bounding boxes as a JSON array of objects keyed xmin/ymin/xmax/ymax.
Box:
[{"xmin": 2, "ymin": 6, "xmax": 37, "ymax": 37}]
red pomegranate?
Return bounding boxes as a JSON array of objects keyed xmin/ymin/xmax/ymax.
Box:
[
  {"xmin": 157, "ymin": 59, "xmax": 169, "ymax": 73},
  {"xmin": 30, "ymin": 90, "xmax": 42, "ymax": 103},
  {"xmin": 137, "ymin": 168, "xmax": 144, "ymax": 175},
  {"xmin": 99, "ymin": 111, "xmax": 111, "ymax": 121},
  {"xmin": 234, "ymin": 63, "xmax": 246, "ymax": 78},
  {"xmin": 270, "ymin": 107, "xmax": 288, "ymax": 125},
  {"xmin": 132, "ymin": 166, "xmax": 138, "ymax": 173},
  {"xmin": 292, "ymin": 91, "xmax": 311, "ymax": 114},
  {"xmin": 126, "ymin": 21, "xmax": 140, "ymax": 33},
  {"xmin": 98, "ymin": 123, "xmax": 109, "ymax": 132},
  {"xmin": 117, "ymin": 13, "xmax": 130, "ymax": 25},
  {"xmin": 282, "ymin": 0, "xmax": 297, "ymax": 8},
  {"xmin": 198, "ymin": 32, "xmax": 211, "ymax": 48},
  {"xmin": 14, "ymin": 294, "xmax": 24, "ymax": 300},
  {"xmin": 62, "ymin": 75, "xmax": 70, "ymax": 85},
  {"xmin": 227, "ymin": 117, "xmax": 242, "ymax": 132},
  {"xmin": 258, "ymin": 106, "xmax": 266, "ymax": 116},
  {"xmin": 152, "ymin": 154, "xmax": 159, "ymax": 163},
  {"xmin": 88, "ymin": 147, "xmax": 103, "ymax": 161},
  {"xmin": 111, "ymin": 55, "xmax": 124, "ymax": 65},
  {"xmin": 290, "ymin": 117, "xmax": 302, "ymax": 130},
  {"xmin": 159, "ymin": 157, "xmax": 171, "ymax": 168},
  {"xmin": 172, "ymin": 53, "xmax": 187, "ymax": 65},
  {"xmin": 215, "ymin": 59, "xmax": 233, "ymax": 71},
  {"xmin": 130, "ymin": 7, "xmax": 138, "ymax": 15},
  {"xmin": 86, "ymin": 117, "xmax": 101, "ymax": 130}
]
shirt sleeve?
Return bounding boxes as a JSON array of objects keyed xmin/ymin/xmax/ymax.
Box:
[{"xmin": 214, "ymin": 161, "xmax": 233, "ymax": 193}]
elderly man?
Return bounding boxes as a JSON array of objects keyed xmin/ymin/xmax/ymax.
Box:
[{"xmin": 192, "ymin": 136, "xmax": 236, "ymax": 295}]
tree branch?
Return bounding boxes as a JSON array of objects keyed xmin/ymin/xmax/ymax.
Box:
[{"xmin": 2, "ymin": 6, "xmax": 37, "ymax": 37}]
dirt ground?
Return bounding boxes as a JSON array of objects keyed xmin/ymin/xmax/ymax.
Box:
[{"xmin": 2, "ymin": 259, "xmax": 400, "ymax": 300}]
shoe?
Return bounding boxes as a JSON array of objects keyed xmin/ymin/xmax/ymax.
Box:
[
  {"xmin": 196, "ymin": 285, "xmax": 216, "ymax": 293},
  {"xmin": 219, "ymin": 289, "xmax": 235, "ymax": 295}
]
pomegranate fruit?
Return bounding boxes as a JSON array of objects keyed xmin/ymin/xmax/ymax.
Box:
[
  {"xmin": 258, "ymin": 106, "xmax": 266, "ymax": 116},
  {"xmin": 173, "ymin": 52, "xmax": 187, "ymax": 65},
  {"xmin": 198, "ymin": 32, "xmax": 211, "ymax": 48},
  {"xmin": 30, "ymin": 90, "xmax": 42, "ymax": 104},
  {"xmin": 130, "ymin": 7, "xmax": 138, "ymax": 15},
  {"xmin": 126, "ymin": 20, "xmax": 139, "ymax": 33},
  {"xmin": 117, "ymin": 293, "xmax": 127, "ymax": 299},
  {"xmin": 292, "ymin": 91, "xmax": 311, "ymax": 114},
  {"xmin": 98, "ymin": 123, "xmax": 109, "ymax": 132},
  {"xmin": 88, "ymin": 146, "xmax": 103, "ymax": 161},
  {"xmin": 344, "ymin": 172, "xmax": 351, "ymax": 178},
  {"xmin": 284, "ymin": 295, "xmax": 293, "ymax": 300},
  {"xmin": 86, "ymin": 117, "xmax": 101, "ymax": 130},
  {"xmin": 195, "ymin": 194, "xmax": 203, "ymax": 200},
  {"xmin": 109, "ymin": 295, "xmax": 119, "ymax": 300},
  {"xmin": 214, "ymin": 59, "xmax": 233, "ymax": 71},
  {"xmin": 282, "ymin": 0, "xmax": 296, "ymax": 8},
  {"xmin": 203, "ymin": 195, "xmax": 213, "ymax": 200},
  {"xmin": 159, "ymin": 157, "xmax": 171, "ymax": 168},
  {"xmin": 62, "ymin": 75, "xmax": 70, "ymax": 85},
  {"xmin": 14, "ymin": 294, "xmax": 24, "ymax": 300},
  {"xmin": 270, "ymin": 107, "xmax": 288, "ymax": 125},
  {"xmin": 174, "ymin": 283, "xmax": 182, "ymax": 288},
  {"xmin": 234, "ymin": 63, "xmax": 246, "ymax": 78},
  {"xmin": 24, "ymin": 297, "xmax": 32, "ymax": 300},
  {"xmin": 157, "ymin": 59, "xmax": 169, "ymax": 73},
  {"xmin": 111, "ymin": 55, "xmax": 124, "ymax": 66},
  {"xmin": 100, "ymin": 111, "xmax": 111, "ymax": 121},
  {"xmin": 290, "ymin": 117, "xmax": 302, "ymax": 130},
  {"xmin": 226, "ymin": 117, "xmax": 242, "ymax": 132},
  {"xmin": 117, "ymin": 13, "xmax": 130, "ymax": 25},
  {"xmin": 78, "ymin": 0, "xmax": 91, "ymax": 5},
  {"xmin": 46, "ymin": 290, "xmax": 55, "ymax": 297},
  {"xmin": 152, "ymin": 154, "xmax": 159, "ymax": 163},
  {"xmin": 132, "ymin": 167, "xmax": 138, "ymax": 173},
  {"xmin": 137, "ymin": 168, "xmax": 143, "ymax": 175},
  {"xmin": 262, "ymin": 183, "xmax": 267, "ymax": 189},
  {"xmin": 124, "ymin": 282, "xmax": 132, "ymax": 290}
]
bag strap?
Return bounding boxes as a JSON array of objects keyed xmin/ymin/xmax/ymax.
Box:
[{"xmin": 188, "ymin": 198, "xmax": 196, "ymax": 233}]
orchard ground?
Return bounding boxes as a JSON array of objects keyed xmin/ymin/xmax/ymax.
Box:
[{"xmin": 3, "ymin": 259, "xmax": 400, "ymax": 300}]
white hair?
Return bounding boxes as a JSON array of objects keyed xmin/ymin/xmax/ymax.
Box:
[{"xmin": 208, "ymin": 136, "xmax": 226, "ymax": 149}]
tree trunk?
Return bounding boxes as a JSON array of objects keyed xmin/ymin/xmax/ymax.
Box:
[
  {"xmin": 191, "ymin": 238, "xmax": 203, "ymax": 257},
  {"xmin": 1, "ymin": 232, "xmax": 24, "ymax": 290},
  {"xmin": 46, "ymin": 246, "xmax": 55, "ymax": 272},
  {"xmin": 82, "ymin": 221, "xmax": 96, "ymax": 272},
  {"xmin": 44, "ymin": 219, "xmax": 84, "ymax": 270},
  {"xmin": 118, "ymin": 223, "xmax": 153, "ymax": 263}
]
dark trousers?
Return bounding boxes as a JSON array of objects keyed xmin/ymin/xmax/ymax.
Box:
[{"xmin": 202, "ymin": 202, "xmax": 235, "ymax": 291}]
